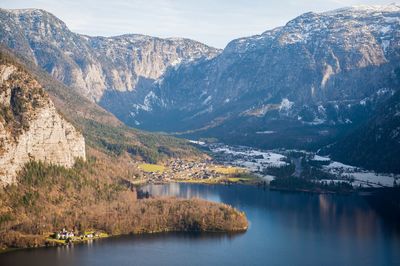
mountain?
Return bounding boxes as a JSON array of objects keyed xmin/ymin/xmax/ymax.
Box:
[
  {"xmin": 0, "ymin": 46, "xmax": 202, "ymax": 165},
  {"xmin": 327, "ymin": 74, "xmax": 400, "ymax": 174},
  {"xmin": 1, "ymin": 5, "xmax": 400, "ymax": 163},
  {"xmin": 0, "ymin": 8, "xmax": 220, "ymax": 101},
  {"xmin": 0, "ymin": 47, "xmax": 248, "ymax": 251},
  {"xmin": 0, "ymin": 52, "xmax": 85, "ymax": 185},
  {"xmin": 120, "ymin": 4, "xmax": 400, "ymax": 149}
]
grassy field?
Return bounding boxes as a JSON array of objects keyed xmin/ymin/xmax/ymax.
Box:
[
  {"xmin": 213, "ymin": 166, "xmax": 245, "ymax": 175},
  {"xmin": 46, "ymin": 238, "xmax": 66, "ymax": 245},
  {"xmin": 227, "ymin": 177, "xmax": 256, "ymax": 183},
  {"xmin": 138, "ymin": 164, "xmax": 165, "ymax": 173}
]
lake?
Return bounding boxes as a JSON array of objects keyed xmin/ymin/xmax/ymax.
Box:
[{"xmin": 1, "ymin": 183, "xmax": 400, "ymax": 266}]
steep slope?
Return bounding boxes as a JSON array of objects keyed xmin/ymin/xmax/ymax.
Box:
[
  {"xmin": 2, "ymin": 5, "xmax": 399, "ymax": 153},
  {"xmin": 0, "ymin": 8, "xmax": 220, "ymax": 101},
  {"xmin": 125, "ymin": 4, "xmax": 400, "ymax": 149},
  {"xmin": 0, "ymin": 48, "xmax": 247, "ymax": 251},
  {"xmin": 0, "ymin": 47, "xmax": 202, "ymax": 165},
  {"xmin": 0, "ymin": 53, "xmax": 85, "ymax": 185},
  {"xmin": 327, "ymin": 80, "xmax": 400, "ymax": 174}
]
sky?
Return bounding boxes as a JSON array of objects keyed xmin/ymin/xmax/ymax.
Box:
[{"xmin": 1, "ymin": 0, "xmax": 398, "ymax": 48}]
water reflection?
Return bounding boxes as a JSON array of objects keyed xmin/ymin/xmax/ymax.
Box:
[
  {"xmin": 143, "ymin": 183, "xmax": 222, "ymax": 202},
  {"xmin": 2, "ymin": 183, "xmax": 400, "ymax": 266},
  {"xmin": 144, "ymin": 183, "xmax": 400, "ymax": 242}
]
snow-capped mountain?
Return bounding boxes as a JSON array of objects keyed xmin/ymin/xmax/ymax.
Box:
[
  {"xmin": 1, "ymin": 5, "xmax": 400, "ymax": 171},
  {"xmin": 120, "ymin": 4, "xmax": 400, "ymax": 149},
  {"xmin": 0, "ymin": 8, "xmax": 220, "ymax": 101}
]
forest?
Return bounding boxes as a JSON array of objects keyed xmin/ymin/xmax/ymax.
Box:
[{"xmin": 0, "ymin": 156, "xmax": 247, "ymax": 250}]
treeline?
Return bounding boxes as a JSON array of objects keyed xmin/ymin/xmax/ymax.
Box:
[
  {"xmin": 270, "ymin": 177, "xmax": 353, "ymax": 193},
  {"xmin": 80, "ymin": 119, "xmax": 201, "ymax": 164},
  {"xmin": 79, "ymin": 197, "xmax": 248, "ymax": 236},
  {"xmin": 263, "ymin": 164, "xmax": 295, "ymax": 178},
  {"xmin": 300, "ymin": 163, "xmax": 338, "ymax": 180}
]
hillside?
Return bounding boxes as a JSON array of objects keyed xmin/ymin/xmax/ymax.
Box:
[
  {"xmin": 0, "ymin": 8, "xmax": 220, "ymax": 101},
  {"xmin": 3, "ymin": 6, "xmax": 400, "ymax": 153},
  {"xmin": 0, "ymin": 160, "xmax": 248, "ymax": 250},
  {"xmin": 0, "ymin": 49, "xmax": 247, "ymax": 250},
  {"xmin": 118, "ymin": 4, "xmax": 400, "ymax": 150},
  {"xmin": 0, "ymin": 47, "xmax": 202, "ymax": 164},
  {"xmin": 327, "ymin": 85, "xmax": 400, "ymax": 174},
  {"xmin": 0, "ymin": 52, "xmax": 85, "ymax": 185}
]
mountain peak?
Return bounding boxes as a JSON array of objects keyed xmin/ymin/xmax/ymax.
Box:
[
  {"xmin": 5, "ymin": 8, "xmax": 62, "ymax": 21},
  {"xmin": 322, "ymin": 3, "xmax": 400, "ymax": 15},
  {"xmin": 3, "ymin": 7, "xmax": 69, "ymax": 32},
  {"xmin": 0, "ymin": 8, "xmax": 220, "ymax": 101}
]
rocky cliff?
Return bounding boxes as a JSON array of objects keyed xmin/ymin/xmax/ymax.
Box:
[
  {"xmin": 1, "ymin": 5, "xmax": 400, "ymax": 166},
  {"xmin": 0, "ymin": 8, "xmax": 220, "ymax": 101},
  {"xmin": 122, "ymin": 4, "xmax": 400, "ymax": 149},
  {"xmin": 0, "ymin": 57, "xmax": 85, "ymax": 185}
]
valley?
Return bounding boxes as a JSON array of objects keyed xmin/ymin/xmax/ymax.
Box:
[
  {"xmin": 0, "ymin": 2, "xmax": 400, "ymax": 265},
  {"xmin": 191, "ymin": 142, "xmax": 399, "ymax": 190},
  {"xmin": 0, "ymin": 45, "xmax": 248, "ymax": 252},
  {"xmin": 127, "ymin": 139, "xmax": 399, "ymax": 191},
  {"xmin": 1, "ymin": 5, "xmax": 399, "ymax": 173}
]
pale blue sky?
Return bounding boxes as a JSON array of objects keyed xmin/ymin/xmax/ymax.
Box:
[{"xmin": 1, "ymin": 0, "xmax": 398, "ymax": 48}]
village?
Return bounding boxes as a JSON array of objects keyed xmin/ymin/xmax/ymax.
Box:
[{"xmin": 135, "ymin": 157, "xmax": 257, "ymax": 185}]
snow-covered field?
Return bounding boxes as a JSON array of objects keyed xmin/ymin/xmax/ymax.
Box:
[
  {"xmin": 293, "ymin": 151, "xmax": 398, "ymax": 188},
  {"xmin": 323, "ymin": 161, "xmax": 398, "ymax": 187},
  {"xmin": 208, "ymin": 144, "xmax": 288, "ymax": 173},
  {"xmin": 255, "ymin": 131, "xmax": 276, "ymax": 134},
  {"xmin": 190, "ymin": 141, "xmax": 399, "ymax": 187},
  {"xmin": 312, "ymin": 155, "xmax": 331, "ymax": 162}
]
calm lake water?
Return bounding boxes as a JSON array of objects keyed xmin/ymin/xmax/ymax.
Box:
[{"xmin": 1, "ymin": 183, "xmax": 400, "ymax": 266}]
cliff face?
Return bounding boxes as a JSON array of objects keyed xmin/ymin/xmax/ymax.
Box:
[
  {"xmin": 0, "ymin": 8, "xmax": 220, "ymax": 101},
  {"xmin": 119, "ymin": 4, "xmax": 400, "ymax": 150},
  {"xmin": 0, "ymin": 61, "xmax": 85, "ymax": 185},
  {"xmin": 147, "ymin": 5, "xmax": 400, "ymax": 116}
]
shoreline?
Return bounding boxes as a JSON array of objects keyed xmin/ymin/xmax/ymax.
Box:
[
  {"xmin": 141, "ymin": 179, "xmax": 356, "ymax": 194},
  {"xmin": 0, "ymin": 226, "xmax": 248, "ymax": 255},
  {"xmin": 141, "ymin": 176, "xmax": 263, "ymax": 186},
  {"xmin": 269, "ymin": 186, "xmax": 354, "ymax": 195},
  {"xmin": 0, "ymin": 195, "xmax": 248, "ymax": 254},
  {"xmin": 143, "ymin": 179, "xmax": 394, "ymax": 195},
  {"xmin": 2, "ymin": 183, "xmax": 397, "ymax": 255}
]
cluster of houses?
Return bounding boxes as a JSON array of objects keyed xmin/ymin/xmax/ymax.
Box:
[
  {"xmin": 166, "ymin": 159, "xmax": 219, "ymax": 180},
  {"xmin": 54, "ymin": 228, "xmax": 75, "ymax": 240},
  {"xmin": 139, "ymin": 159, "xmax": 221, "ymax": 183},
  {"xmin": 54, "ymin": 228, "xmax": 96, "ymax": 241}
]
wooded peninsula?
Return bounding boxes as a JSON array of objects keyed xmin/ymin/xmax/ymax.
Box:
[{"xmin": 0, "ymin": 159, "xmax": 248, "ymax": 250}]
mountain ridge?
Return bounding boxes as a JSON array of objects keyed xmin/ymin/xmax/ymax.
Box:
[
  {"xmin": 0, "ymin": 45, "xmax": 202, "ymax": 167},
  {"xmin": 0, "ymin": 50, "xmax": 247, "ymax": 252},
  {"xmin": 1, "ymin": 5, "xmax": 400, "ymax": 173},
  {"xmin": 121, "ymin": 4, "xmax": 400, "ymax": 150},
  {"xmin": 0, "ymin": 8, "xmax": 221, "ymax": 101},
  {"xmin": 327, "ymin": 77, "xmax": 400, "ymax": 173}
]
